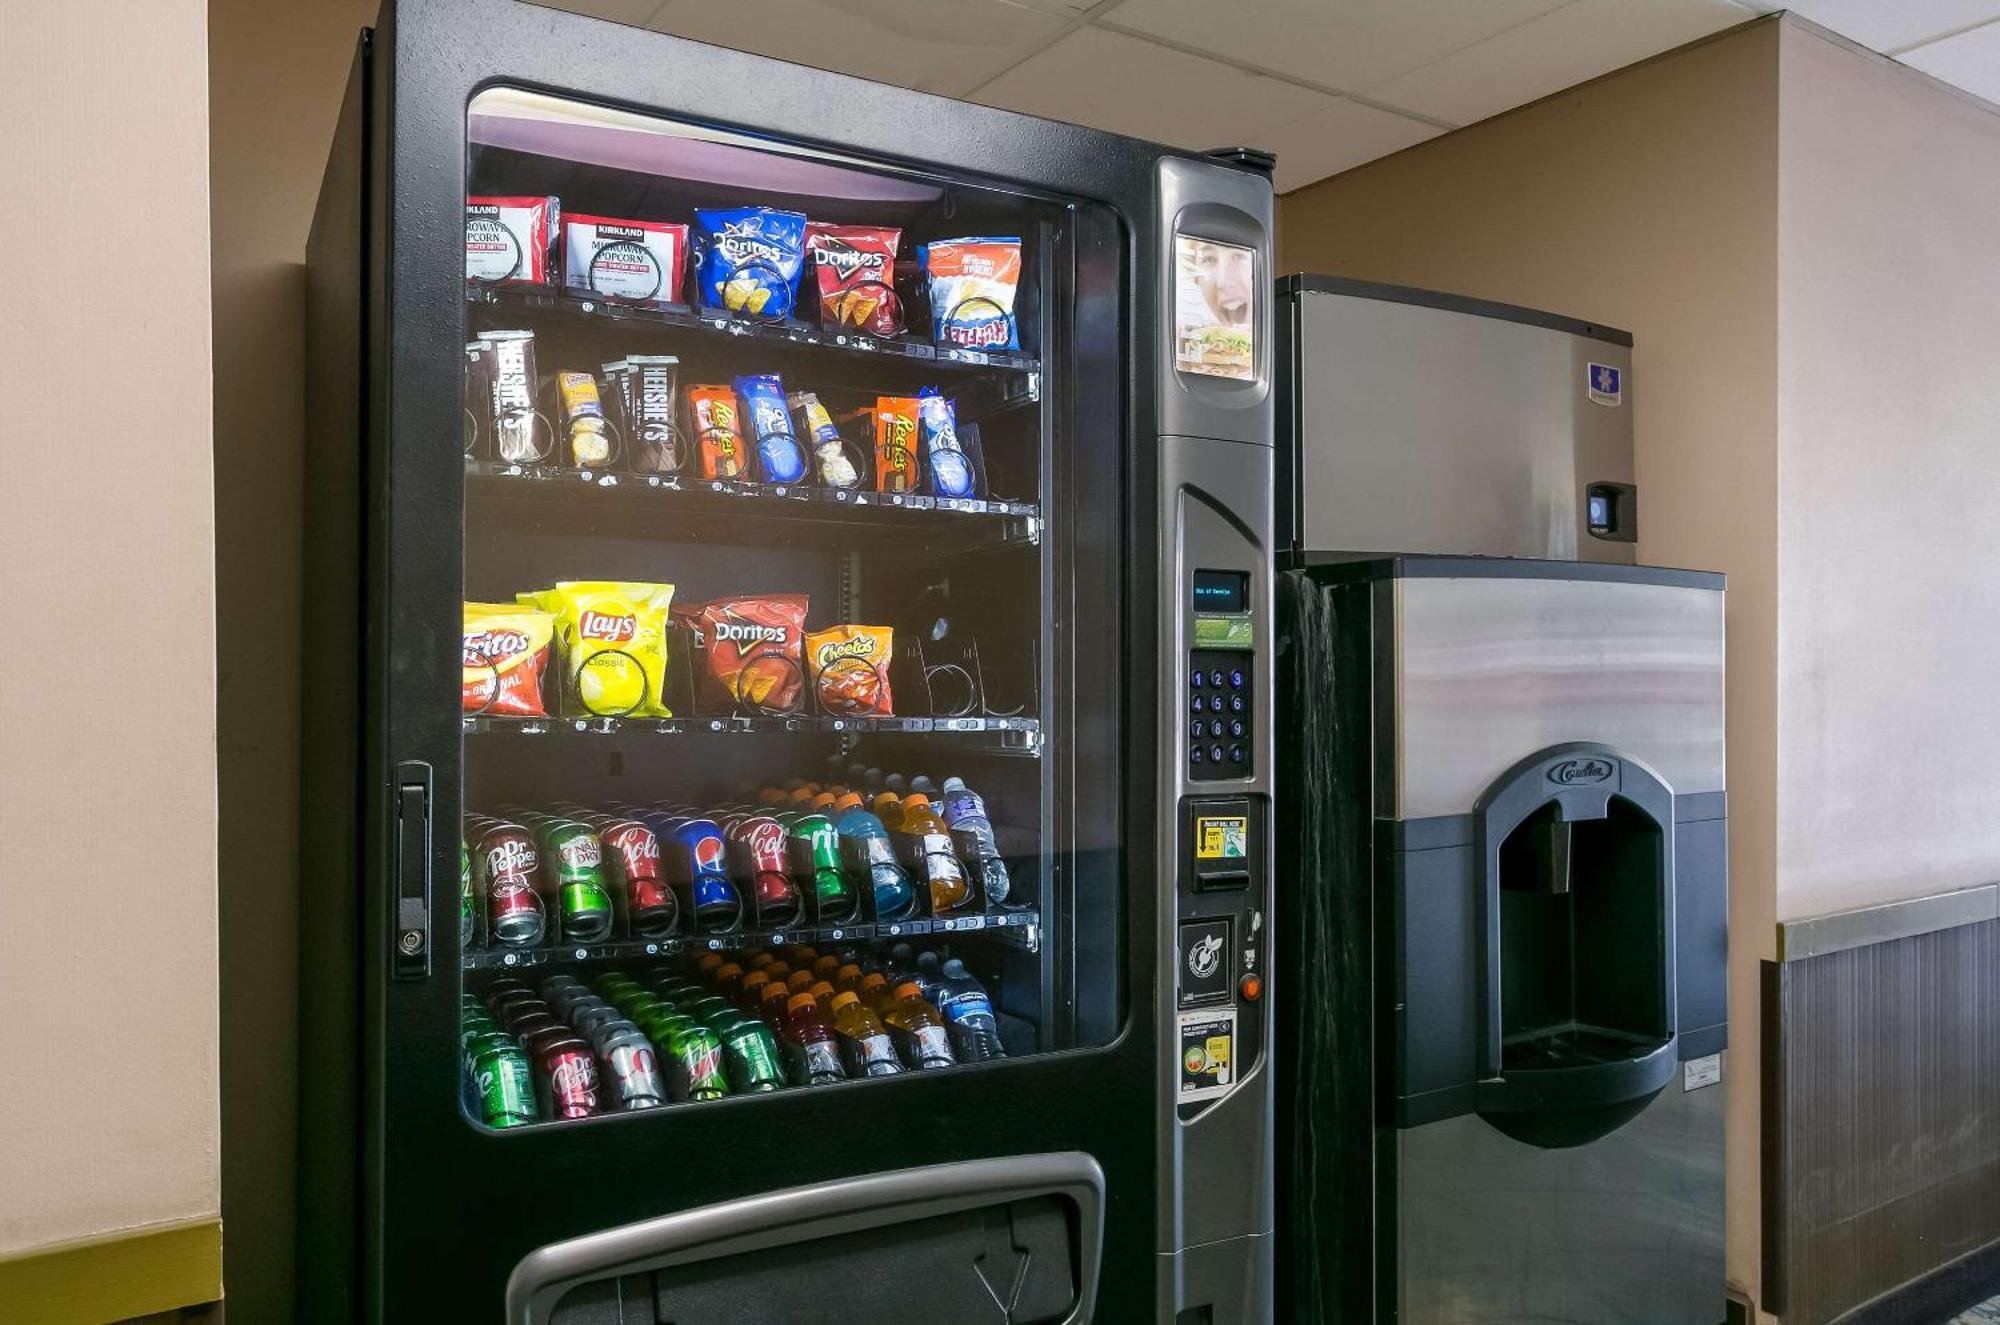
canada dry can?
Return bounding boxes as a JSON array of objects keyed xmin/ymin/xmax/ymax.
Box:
[
  {"xmin": 716, "ymin": 1017, "xmax": 785, "ymax": 1093},
  {"xmin": 472, "ymin": 1042, "xmax": 539, "ymax": 1128},
  {"xmin": 665, "ymin": 1022, "xmax": 730, "ymax": 1101},
  {"xmin": 478, "ymin": 821, "xmax": 546, "ymax": 947},
  {"xmin": 545, "ymin": 820, "xmax": 615, "ymax": 943},
  {"xmin": 597, "ymin": 1027, "xmax": 667, "ymax": 1111},
  {"xmin": 535, "ymin": 1036, "xmax": 601, "ymax": 1120}
]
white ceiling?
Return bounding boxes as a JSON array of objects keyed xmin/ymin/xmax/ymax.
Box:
[{"xmin": 537, "ymin": 0, "xmax": 2000, "ymax": 191}]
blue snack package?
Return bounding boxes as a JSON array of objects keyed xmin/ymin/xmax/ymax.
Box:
[
  {"xmin": 917, "ymin": 388, "xmax": 976, "ymax": 498},
  {"xmin": 918, "ymin": 236, "xmax": 1022, "ymax": 351},
  {"xmin": 735, "ymin": 374, "xmax": 808, "ymax": 485},
  {"xmin": 696, "ymin": 207, "xmax": 809, "ymax": 319}
]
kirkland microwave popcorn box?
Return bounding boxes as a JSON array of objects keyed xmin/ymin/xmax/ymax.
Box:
[
  {"xmin": 523, "ymin": 581, "xmax": 677, "ymax": 718},
  {"xmin": 563, "ymin": 214, "xmax": 689, "ymax": 303},
  {"xmin": 466, "ymin": 195, "xmax": 559, "ymax": 285}
]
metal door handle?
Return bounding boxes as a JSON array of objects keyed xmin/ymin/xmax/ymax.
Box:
[{"xmin": 394, "ymin": 760, "xmax": 433, "ymax": 979}]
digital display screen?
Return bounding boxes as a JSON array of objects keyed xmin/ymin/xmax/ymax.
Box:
[
  {"xmin": 1174, "ymin": 236, "xmax": 1256, "ymax": 380},
  {"xmin": 1192, "ymin": 570, "xmax": 1249, "ymax": 614}
]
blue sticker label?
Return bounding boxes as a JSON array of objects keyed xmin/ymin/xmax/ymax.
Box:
[{"xmin": 1588, "ymin": 362, "xmax": 1622, "ymax": 406}]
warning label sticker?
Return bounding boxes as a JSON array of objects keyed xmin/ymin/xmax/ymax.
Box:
[{"xmin": 1178, "ymin": 1008, "xmax": 1237, "ymax": 1101}]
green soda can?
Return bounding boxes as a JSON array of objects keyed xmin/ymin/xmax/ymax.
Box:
[
  {"xmin": 690, "ymin": 996, "xmax": 737, "ymax": 1029},
  {"xmin": 543, "ymin": 819, "xmax": 614, "ymax": 943},
  {"xmin": 619, "ymin": 993, "xmax": 667, "ymax": 1023},
  {"xmin": 665, "ymin": 1021, "xmax": 731, "ymax": 1102},
  {"xmin": 714, "ymin": 1015, "xmax": 785, "ymax": 1094},
  {"xmin": 593, "ymin": 972, "xmax": 641, "ymax": 998},
  {"xmin": 460, "ymin": 838, "xmax": 477, "ymax": 947},
  {"xmin": 471, "ymin": 1040, "xmax": 539, "ymax": 1127},
  {"xmin": 788, "ymin": 813, "xmax": 857, "ymax": 925}
]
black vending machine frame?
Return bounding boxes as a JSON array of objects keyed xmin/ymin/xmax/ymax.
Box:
[{"xmin": 299, "ymin": 0, "xmax": 1217, "ymax": 1317}]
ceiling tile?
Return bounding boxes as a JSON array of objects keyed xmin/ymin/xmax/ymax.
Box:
[
  {"xmin": 530, "ymin": 0, "xmax": 668, "ymax": 26},
  {"xmin": 1100, "ymin": 0, "xmax": 1568, "ymax": 93},
  {"xmin": 646, "ymin": 0, "xmax": 1070, "ymax": 96},
  {"xmin": 1365, "ymin": 0, "xmax": 1754, "ymax": 126},
  {"xmin": 1899, "ymin": 19, "xmax": 2000, "ymax": 102},
  {"xmin": 1776, "ymin": 0, "xmax": 2000, "ymax": 54},
  {"xmin": 969, "ymin": 26, "xmax": 1335, "ymax": 149},
  {"xmin": 1258, "ymin": 99, "xmax": 1442, "ymax": 191}
]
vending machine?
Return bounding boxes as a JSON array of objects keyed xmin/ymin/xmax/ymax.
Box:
[{"xmin": 300, "ymin": 1, "xmax": 1276, "ymax": 1319}]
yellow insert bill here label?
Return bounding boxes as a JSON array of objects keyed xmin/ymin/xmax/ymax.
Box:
[{"xmin": 1196, "ymin": 814, "xmax": 1249, "ymax": 860}]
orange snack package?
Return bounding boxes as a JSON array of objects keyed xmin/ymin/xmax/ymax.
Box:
[
  {"xmin": 806, "ymin": 624, "xmax": 895, "ymax": 716},
  {"xmin": 687, "ymin": 384, "xmax": 746, "ymax": 480},
  {"xmin": 872, "ymin": 396, "xmax": 921, "ymax": 493}
]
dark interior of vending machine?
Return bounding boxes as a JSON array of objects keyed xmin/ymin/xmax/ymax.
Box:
[{"xmin": 458, "ymin": 90, "xmax": 1113, "ymax": 1130}]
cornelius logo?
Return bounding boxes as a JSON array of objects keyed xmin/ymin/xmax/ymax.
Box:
[
  {"xmin": 578, "ymin": 609, "xmax": 637, "ymax": 642},
  {"xmin": 1548, "ymin": 757, "xmax": 1615, "ymax": 786},
  {"xmin": 713, "ymin": 621, "xmax": 791, "ymax": 645},
  {"xmin": 463, "ymin": 628, "xmax": 530, "ymax": 667},
  {"xmin": 815, "ymin": 635, "xmax": 878, "ymax": 665}
]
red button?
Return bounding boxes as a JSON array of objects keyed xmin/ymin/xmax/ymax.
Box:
[{"xmin": 1239, "ymin": 974, "xmax": 1262, "ymax": 1001}]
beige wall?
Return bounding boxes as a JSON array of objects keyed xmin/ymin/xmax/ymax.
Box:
[
  {"xmin": 1278, "ymin": 20, "xmax": 1780, "ymax": 1311},
  {"xmin": 1774, "ymin": 26, "xmax": 2000, "ymax": 921},
  {"xmin": 0, "ymin": 0, "xmax": 219, "ymax": 1257},
  {"xmin": 208, "ymin": 0, "xmax": 379, "ymax": 1316}
]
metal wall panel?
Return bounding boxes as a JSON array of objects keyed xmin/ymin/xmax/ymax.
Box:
[{"xmin": 1764, "ymin": 918, "xmax": 2000, "ymax": 1324}]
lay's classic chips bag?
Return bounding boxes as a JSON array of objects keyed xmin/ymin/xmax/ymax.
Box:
[{"xmin": 523, "ymin": 581, "xmax": 676, "ymax": 718}]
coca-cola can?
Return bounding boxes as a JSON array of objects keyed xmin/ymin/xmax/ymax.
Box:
[
  {"xmin": 534, "ymin": 1036, "xmax": 601, "ymax": 1120},
  {"xmin": 595, "ymin": 1027, "xmax": 666, "ymax": 1111}
]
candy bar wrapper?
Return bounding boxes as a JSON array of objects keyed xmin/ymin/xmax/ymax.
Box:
[
  {"xmin": 919, "ymin": 236, "xmax": 1022, "ymax": 351},
  {"xmin": 916, "ymin": 387, "xmax": 976, "ymax": 499},
  {"xmin": 872, "ymin": 397, "xmax": 922, "ymax": 494},
  {"xmin": 694, "ymin": 206, "xmax": 808, "ymax": 319},
  {"xmin": 479, "ymin": 330, "xmax": 549, "ymax": 464},
  {"xmin": 686, "ymin": 384, "xmax": 747, "ymax": 480},
  {"xmin": 621, "ymin": 355, "xmax": 683, "ymax": 474},
  {"xmin": 466, "ymin": 195, "xmax": 559, "ymax": 284},
  {"xmin": 557, "ymin": 371, "xmax": 614, "ymax": 469},
  {"xmin": 788, "ymin": 390, "xmax": 860, "ymax": 489},
  {"xmin": 806, "ymin": 224, "xmax": 903, "ymax": 336},
  {"xmin": 563, "ymin": 214, "xmax": 688, "ymax": 303},
  {"xmin": 734, "ymin": 374, "xmax": 807, "ymax": 485}
]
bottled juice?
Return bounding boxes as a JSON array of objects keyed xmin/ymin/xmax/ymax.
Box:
[
  {"xmin": 872, "ymin": 790, "xmax": 907, "ymax": 830},
  {"xmin": 833, "ymin": 794, "xmax": 920, "ymax": 922},
  {"xmin": 829, "ymin": 989, "xmax": 904, "ymax": 1077},
  {"xmin": 881, "ymin": 980, "xmax": 956, "ymax": 1071},
  {"xmin": 780, "ymin": 991, "xmax": 847, "ymax": 1087},
  {"xmin": 902, "ymin": 794, "xmax": 972, "ymax": 913}
]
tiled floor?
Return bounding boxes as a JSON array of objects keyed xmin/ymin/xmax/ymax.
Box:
[{"xmin": 1954, "ymin": 1295, "xmax": 2000, "ymax": 1324}]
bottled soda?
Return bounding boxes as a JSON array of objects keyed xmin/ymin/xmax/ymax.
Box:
[
  {"xmin": 725, "ymin": 814, "xmax": 803, "ymax": 928},
  {"xmin": 833, "ymin": 794, "xmax": 920, "ymax": 922},
  {"xmin": 533, "ymin": 1035, "xmax": 601, "ymax": 1119},
  {"xmin": 666, "ymin": 815, "xmax": 743, "ymax": 933},
  {"xmin": 593, "ymin": 1025, "xmax": 668, "ymax": 1110},
  {"xmin": 780, "ymin": 991, "xmax": 847, "ymax": 1087},
  {"xmin": 881, "ymin": 981, "xmax": 956, "ymax": 1070},
  {"xmin": 900, "ymin": 794, "xmax": 972, "ymax": 914},
  {"xmin": 470, "ymin": 1039, "xmax": 539, "ymax": 1128},
  {"xmin": 933, "ymin": 957, "xmax": 1008, "ymax": 1062},
  {"xmin": 596, "ymin": 816, "xmax": 679, "ymax": 938},
  {"xmin": 539, "ymin": 819, "xmax": 615, "ymax": 943},
  {"xmin": 787, "ymin": 813, "xmax": 858, "ymax": 925},
  {"xmin": 714, "ymin": 1015, "xmax": 786, "ymax": 1093},
  {"xmin": 475, "ymin": 820, "xmax": 546, "ymax": 947},
  {"xmin": 828, "ymin": 989, "xmax": 904, "ymax": 1077},
  {"xmin": 939, "ymin": 776, "xmax": 1014, "ymax": 908}
]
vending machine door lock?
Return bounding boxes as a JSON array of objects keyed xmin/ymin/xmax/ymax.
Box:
[{"xmin": 393, "ymin": 761, "xmax": 433, "ymax": 980}]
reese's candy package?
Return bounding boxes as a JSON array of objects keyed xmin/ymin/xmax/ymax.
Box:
[
  {"xmin": 563, "ymin": 214, "xmax": 688, "ymax": 303},
  {"xmin": 789, "ymin": 390, "xmax": 860, "ymax": 488},
  {"xmin": 557, "ymin": 371, "xmax": 615, "ymax": 468},
  {"xmin": 806, "ymin": 224, "xmax": 903, "ymax": 336},
  {"xmin": 621, "ymin": 355, "xmax": 683, "ymax": 474},
  {"xmin": 674, "ymin": 594, "xmax": 809, "ymax": 715},
  {"xmin": 686, "ymin": 384, "xmax": 747, "ymax": 480},
  {"xmin": 806, "ymin": 625, "xmax": 895, "ymax": 717},
  {"xmin": 531, "ymin": 581, "xmax": 676, "ymax": 718},
  {"xmin": 734, "ymin": 374, "xmax": 807, "ymax": 485},
  {"xmin": 916, "ymin": 388, "xmax": 975, "ymax": 499},
  {"xmin": 694, "ymin": 206, "xmax": 808, "ymax": 319},
  {"xmin": 462, "ymin": 603, "xmax": 554, "ymax": 716},
  {"xmin": 478, "ymin": 330, "xmax": 550, "ymax": 464},
  {"xmin": 873, "ymin": 396, "xmax": 922, "ymax": 494},
  {"xmin": 466, "ymin": 196, "xmax": 559, "ymax": 285},
  {"xmin": 919, "ymin": 236, "xmax": 1022, "ymax": 351}
]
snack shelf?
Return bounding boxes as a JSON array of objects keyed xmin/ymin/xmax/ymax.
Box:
[
  {"xmin": 467, "ymin": 285, "xmax": 1042, "ymax": 375},
  {"xmin": 462, "ymin": 906, "xmax": 1044, "ymax": 970},
  {"xmin": 462, "ymin": 712, "xmax": 1042, "ymax": 751},
  {"xmin": 465, "ymin": 460, "xmax": 1042, "ymax": 548}
]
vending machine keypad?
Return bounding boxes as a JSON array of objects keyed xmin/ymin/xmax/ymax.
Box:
[{"xmin": 1188, "ymin": 649, "xmax": 1253, "ymax": 780}]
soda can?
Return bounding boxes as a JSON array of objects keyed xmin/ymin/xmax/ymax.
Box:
[
  {"xmin": 547, "ymin": 986, "xmax": 606, "ymax": 1017},
  {"xmin": 689, "ymin": 996, "xmax": 739, "ymax": 1030},
  {"xmin": 715, "ymin": 1016, "xmax": 785, "ymax": 1094},
  {"xmin": 663, "ymin": 1022, "xmax": 730, "ymax": 1102},
  {"xmin": 460, "ymin": 838, "xmax": 478, "ymax": 948},
  {"xmin": 504, "ymin": 1010, "xmax": 563, "ymax": 1042},
  {"xmin": 534, "ymin": 1035, "xmax": 601, "ymax": 1120},
  {"xmin": 519, "ymin": 1021, "xmax": 580, "ymax": 1063},
  {"xmin": 572, "ymin": 1004, "xmax": 629, "ymax": 1038},
  {"xmin": 476, "ymin": 821, "xmax": 547, "ymax": 947},
  {"xmin": 620, "ymin": 993, "xmax": 667, "ymax": 1024},
  {"xmin": 596, "ymin": 1027, "xmax": 668, "ymax": 1111},
  {"xmin": 472, "ymin": 1042, "xmax": 539, "ymax": 1128},
  {"xmin": 485, "ymin": 985, "xmax": 539, "ymax": 1011},
  {"xmin": 543, "ymin": 820, "xmax": 615, "ymax": 943},
  {"xmin": 593, "ymin": 972, "xmax": 642, "ymax": 998},
  {"xmin": 600, "ymin": 817, "xmax": 679, "ymax": 938},
  {"xmin": 538, "ymin": 974, "xmax": 585, "ymax": 998}
]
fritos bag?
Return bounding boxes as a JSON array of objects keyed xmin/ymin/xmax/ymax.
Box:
[
  {"xmin": 806, "ymin": 624, "xmax": 895, "ymax": 716},
  {"xmin": 462, "ymin": 603, "xmax": 553, "ymax": 716},
  {"xmin": 675, "ymin": 594, "xmax": 809, "ymax": 714},
  {"xmin": 529, "ymin": 581, "xmax": 676, "ymax": 718}
]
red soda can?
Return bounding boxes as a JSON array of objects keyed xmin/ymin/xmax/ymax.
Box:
[
  {"xmin": 507, "ymin": 1012, "xmax": 565, "ymax": 1044},
  {"xmin": 477, "ymin": 820, "xmax": 547, "ymax": 946},
  {"xmin": 727, "ymin": 814, "xmax": 802, "ymax": 928},
  {"xmin": 535, "ymin": 1036, "xmax": 601, "ymax": 1120},
  {"xmin": 518, "ymin": 1021, "xmax": 578, "ymax": 1062},
  {"xmin": 598, "ymin": 817, "xmax": 679, "ymax": 938}
]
